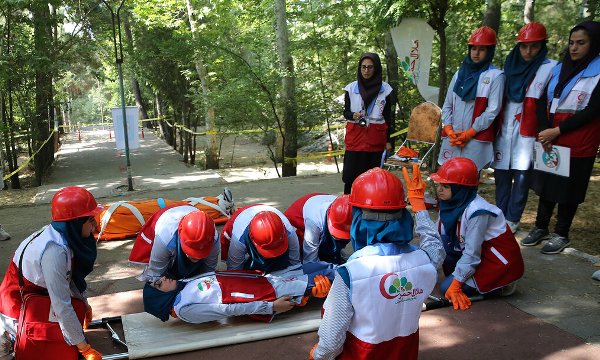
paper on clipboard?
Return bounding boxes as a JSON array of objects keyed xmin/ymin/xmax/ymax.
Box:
[{"xmin": 533, "ymin": 142, "xmax": 570, "ymax": 177}]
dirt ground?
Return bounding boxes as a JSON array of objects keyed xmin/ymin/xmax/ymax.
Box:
[{"xmin": 1, "ymin": 132, "xmax": 599, "ymax": 257}]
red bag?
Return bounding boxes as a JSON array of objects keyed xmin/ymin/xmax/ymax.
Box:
[{"xmin": 14, "ymin": 294, "xmax": 86, "ymax": 360}]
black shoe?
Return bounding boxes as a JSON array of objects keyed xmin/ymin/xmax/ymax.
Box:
[
  {"xmin": 520, "ymin": 227, "xmax": 549, "ymax": 246},
  {"xmin": 540, "ymin": 234, "xmax": 570, "ymax": 254}
]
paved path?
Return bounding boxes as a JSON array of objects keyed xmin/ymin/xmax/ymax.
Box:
[{"xmin": 1, "ymin": 127, "xmax": 599, "ymax": 359}]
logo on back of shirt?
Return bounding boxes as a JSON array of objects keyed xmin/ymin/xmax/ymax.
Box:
[
  {"xmin": 197, "ymin": 278, "xmax": 214, "ymax": 291},
  {"xmin": 379, "ymin": 273, "xmax": 424, "ymax": 303}
]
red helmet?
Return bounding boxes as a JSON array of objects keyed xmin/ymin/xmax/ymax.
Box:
[
  {"xmin": 51, "ymin": 186, "xmax": 103, "ymax": 221},
  {"xmin": 327, "ymin": 195, "xmax": 352, "ymax": 240},
  {"xmin": 516, "ymin": 22, "xmax": 547, "ymax": 42},
  {"xmin": 249, "ymin": 211, "xmax": 289, "ymax": 258},
  {"xmin": 468, "ymin": 26, "xmax": 497, "ymax": 46},
  {"xmin": 349, "ymin": 168, "xmax": 406, "ymax": 210},
  {"xmin": 178, "ymin": 211, "xmax": 215, "ymax": 260},
  {"xmin": 430, "ymin": 158, "xmax": 479, "ymax": 186}
]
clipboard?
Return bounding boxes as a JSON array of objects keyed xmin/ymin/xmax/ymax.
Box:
[{"xmin": 533, "ymin": 142, "xmax": 570, "ymax": 177}]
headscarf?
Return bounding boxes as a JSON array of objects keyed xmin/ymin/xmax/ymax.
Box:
[
  {"xmin": 241, "ymin": 227, "xmax": 290, "ymax": 273},
  {"xmin": 357, "ymin": 53, "xmax": 383, "ymax": 112},
  {"xmin": 439, "ymin": 184, "xmax": 478, "ymax": 245},
  {"xmin": 168, "ymin": 233, "xmax": 210, "ymax": 280},
  {"xmin": 554, "ymin": 21, "xmax": 600, "ymax": 98},
  {"xmin": 143, "ymin": 281, "xmax": 185, "ymax": 322},
  {"xmin": 349, "ymin": 207, "xmax": 414, "ymax": 252},
  {"xmin": 316, "ymin": 212, "xmax": 349, "ymax": 264},
  {"xmin": 453, "ymin": 46, "xmax": 496, "ymax": 101},
  {"xmin": 51, "ymin": 218, "xmax": 97, "ymax": 293},
  {"xmin": 504, "ymin": 42, "xmax": 548, "ymax": 102}
]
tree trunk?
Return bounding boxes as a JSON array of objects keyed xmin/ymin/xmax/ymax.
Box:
[
  {"xmin": 428, "ymin": 0, "xmax": 449, "ymax": 172},
  {"xmin": 275, "ymin": 0, "xmax": 297, "ymax": 177},
  {"xmin": 185, "ymin": 0, "xmax": 219, "ymax": 169},
  {"xmin": 32, "ymin": 1, "xmax": 54, "ymax": 186},
  {"xmin": 123, "ymin": 12, "xmax": 150, "ymax": 121},
  {"xmin": 384, "ymin": 31, "xmax": 399, "ymax": 149},
  {"xmin": 524, "ymin": 0, "xmax": 535, "ymax": 23},
  {"xmin": 483, "ymin": 0, "xmax": 501, "ymax": 34}
]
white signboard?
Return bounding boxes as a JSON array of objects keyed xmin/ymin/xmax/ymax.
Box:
[
  {"xmin": 390, "ymin": 18, "xmax": 439, "ymax": 103},
  {"xmin": 112, "ymin": 106, "xmax": 140, "ymax": 150},
  {"xmin": 533, "ymin": 142, "xmax": 570, "ymax": 177}
]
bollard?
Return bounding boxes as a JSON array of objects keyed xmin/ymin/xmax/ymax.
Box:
[
  {"xmin": 327, "ymin": 142, "xmax": 333, "ymax": 163},
  {"xmin": 109, "ymin": 128, "xmax": 112, "ymax": 139},
  {"xmin": 78, "ymin": 129, "xmax": 81, "ymax": 142},
  {"xmin": 141, "ymin": 127, "xmax": 145, "ymax": 139}
]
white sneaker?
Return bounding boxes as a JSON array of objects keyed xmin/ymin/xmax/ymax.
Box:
[
  {"xmin": 500, "ymin": 281, "xmax": 518, "ymax": 297},
  {"xmin": 0, "ymin": 226, "xmax": 10, "ymax": 241},
  {"xmin": 592, "ymin": 270, "xmax": 600, "ymax": 281},
  {"xmin": 506, "ymin": 221, "xmax": 520, "ymax": 234}
]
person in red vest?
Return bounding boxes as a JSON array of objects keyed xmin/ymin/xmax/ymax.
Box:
[
  {"xmin": 342, "ymin": 52, "xmax": 394, "ymax": 194},
  {"xmin": 283, "ymin": 193, "xmax": 352, "ymax": 264},
  {"xmin": 130, "ymin": 205, "xmax": 219, "ymax": 285},
  {"xmin": 0, "ymin": 187, "xmax": 103, "ymax": 359},
  {"xmin": 438, "ymin": 26, "xmax": 505, "ymax": 171},
  {"xmin": 492, "ymin": 22, "xmax": 557, "ymax": 234},
  {"xmin": 523, "ymin": 21, "xmax": 600, "ymax": 258},
  {"xmin": 311, "ymin": 166, "xmax": 444, "ymax": 360},
  {"xmin": 432, "ymin": 158, "xmax": 524, "ymax": 310}
]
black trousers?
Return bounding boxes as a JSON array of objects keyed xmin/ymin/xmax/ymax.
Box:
[
  {"xmin": 535, "ymin": 198, "xmax": 579, "ymax": 238},
  {"xmin": 342, "ymin": 150, "xmax": 383, "ymax": 194}
]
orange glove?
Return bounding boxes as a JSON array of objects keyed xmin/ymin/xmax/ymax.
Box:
[
  {"xmin": 83, "ymin": 304, "xmax": 92, "ymax": 330},
  {"xmin": 443, "ymin": 124, "xmax": 459, "ymax": 140},
  {"xmin": 401, "ymin": 163, "xmax": 427, "ymax": 212},
  {"xmin": 396, "ymin": 146, "xmax": 419, "ymax": 158},
  {"xmin": 309, "ymin": 343, "xmax": 318, "ymax": 360},
  {"xmin": 297, "ymin": 296, "xmax": 310, "ymax": 307},
  {"xmin": 311, "ymin": 275, "xmax": 332, "ymax": 298},
  {"xmin": 79, "ymin": 344, "xmax": 102, "ymax": 360},
  {"xmin": 450, "ymin": 127, "xmax": 477, "ymax": 146},
  {"xmin": 444, "ymin": 279, "xmax": 471, "ymax": 310}
]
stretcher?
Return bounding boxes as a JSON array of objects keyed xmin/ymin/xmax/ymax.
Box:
[
  {"xmin": 87, "ymin": 295, "xmax": 484, "ymax": 359},
  {"xmin": 94, "ymin": 188, "xmax": 235, "ymax": 241}
]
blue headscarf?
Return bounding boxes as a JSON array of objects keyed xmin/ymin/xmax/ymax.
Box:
[
  {"xmin": 167, "ymin": 233, "xmax": 211, "ymax": 280},
  {"xmin": 317, "ymin": 212, "xmax": 349, "ymax": 264},
  {"xmin": 439, "ymin": 185, "xmax": 478, "ymax": 244},
  {"xmin": 453, "ymin": 46, "xmax": 496, "ymax": 101},
  {"xmin": 504, "ymin": 42, "xmax": 548, "ymax": 102},
  {"xmin": 241, "ymin": 227, "xmax": 290, "ymax": 273},
  {"xmin": 143, "ymin": 281, "xmax": 185, "ymax": 322},
  {"xmin": 51, "ymin": 218, "xmax": 97, "ymax": 293},
  {"xmin": 350, "ymin": 207, "xmax": 414, "ymax": 252}
]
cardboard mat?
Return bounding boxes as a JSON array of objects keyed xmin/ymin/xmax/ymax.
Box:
[{"xmin": 121, "ymin": 304, "xmax": 322, "ymax": 359}]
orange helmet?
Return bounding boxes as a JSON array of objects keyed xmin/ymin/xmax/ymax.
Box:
[
  {"xmin": 430, "ymin": 158, "xmax": 479, "ymax": 186},
  {"xmin": 468, "ymin": 26, "xmax": 497, "ymax": 46},
  {"xmin": 51, "ymin": 186, "xmax": 103, "ymax": 221},
  {"xmin": 327, "ymin": 195, "xmax": 352, "ymax": 240},
  {"xmin": 349, "ymin": 168, "xmax": 406, "ymax": 210},
  {"xmin": 178, "ymin": 211, "xmax": 215, "ymax": 260},
  {"xmin": 249, "ymin": 211, "xmax": 289, "ymax": 258},
  {"xmin": 516, "ymin": 22, "xmax": 547, "ymax": 42}
]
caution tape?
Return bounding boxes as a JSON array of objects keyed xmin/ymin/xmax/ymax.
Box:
[{"xmin": 2, "ymin": 129, "xmax": 56, "ymax": 181}]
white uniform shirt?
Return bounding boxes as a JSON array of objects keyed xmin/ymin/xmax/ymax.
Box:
[{"xmin": 302, "ymin": 195, "xmax": 336, "ymax": 262}]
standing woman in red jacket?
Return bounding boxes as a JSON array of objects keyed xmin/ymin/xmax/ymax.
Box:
[
  {"xmin": 342, "ymin": 53, "xmax": 394, "ymax": 194},
  {"xmin": 522, "ymin": 21, "xmax": 600, "ymax": 255}
]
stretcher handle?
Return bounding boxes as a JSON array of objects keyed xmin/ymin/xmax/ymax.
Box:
[{"xmin": 87, "ymin": 315, "xmax": 122, "ymax": 328}]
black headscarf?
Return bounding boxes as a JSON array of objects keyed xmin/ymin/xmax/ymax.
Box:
[
  {"xmin": 357, "ymin": 53, "xmax": 383, "ymax": 112},
  {"xmin": 554, "ymin": 21, "xmax": 600, "ymax": 98},
  {"xmin": 51, "ymin": 218, "xmax": 97, "ymax": 293},
  {"xmin": 453, "ymin": 46, "xmax": 496, "ymax": 101},
  {"xmin": 504, "ymin": 41, "xmax": 548, "ymax": 102}
]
